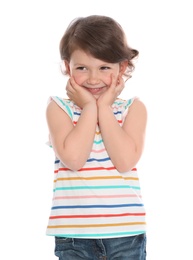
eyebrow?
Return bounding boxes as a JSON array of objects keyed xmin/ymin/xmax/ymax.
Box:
[{"xmin": 73, "ymin": 62, "xmax": 112, "ymax": 67}]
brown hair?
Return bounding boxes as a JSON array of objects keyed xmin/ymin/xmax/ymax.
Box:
[{"xmin": 59, "ymin": 15, "xmax": 139, "ymax": 78}]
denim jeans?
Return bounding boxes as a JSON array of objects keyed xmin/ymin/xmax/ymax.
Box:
[{"xmin": 54, "ymin": 233, "xmax": 146, "ymax": 260}]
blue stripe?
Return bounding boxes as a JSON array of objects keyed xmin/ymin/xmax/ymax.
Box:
[
  {"xmin": 54, "ymin": 158, "xmax": 110, "ymax": 164},
  {"xmin": 74, "ymin": 112, "xmax": 81, "ymax": 115},
  {"xmin": 52, "ymin": 203, "xmax": 144, "ymax": 210},
  {"xmin": 55, "ymin": 160, "xmax": 60, "ymax": 164},
  {"xmin": 87, "ymin": 157, "xmax": 110, "ymax": 162},
  {"xmin": 114, "ymin": 111, "xmax": 122, "ymax": 115}
]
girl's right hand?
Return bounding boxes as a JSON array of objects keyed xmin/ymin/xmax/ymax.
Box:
[{"xmin": 66, "ymin": 77, "xmax": 96, "ymax": 108}]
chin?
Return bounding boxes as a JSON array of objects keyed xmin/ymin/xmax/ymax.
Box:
[{"xmin": 93, "ymin": 95, "xmax": 100, "ymax": 100}]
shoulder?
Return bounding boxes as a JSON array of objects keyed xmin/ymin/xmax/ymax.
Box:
[
  {"xmin": 46, "ymin": 96, "xmax": 75, "ymax": 119},
  {"xmin": 114, "ymin": 97, "xmax": 147, "ymax": 113},
  {"xmin": 125, "ymin": 98, "xmax": 147, "ymax": 125},
  {"xmin": 47, "ymin": 96, "xmax": 72, "ymax": 108},
  {"xmin": 46, "ymin": 97, "xmax": 62, "ymax": 115},
  {"xmin": 130, "ymin": 98, "xmax": 147, "ymax": 113},
  {"xmin": 46, "ymin": 98, "xmax": 63, "ymax": 123}
]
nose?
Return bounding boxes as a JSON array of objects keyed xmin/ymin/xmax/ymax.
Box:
[{"xmin": 87, "ymin": 71, "xmax": 100, "ymax": 85}]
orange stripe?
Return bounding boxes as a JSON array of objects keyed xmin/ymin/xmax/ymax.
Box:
[
  {"xmin": 48, "ymin": 222, "xmax": 146, "ymax": 229},
  {"xmin": 55, "ymin": 176, "xmax": 139, "ymax": 182},
  {"xmin": 56, "ymin": 176, "xmax": 122, "ymax": 181},
  {"xmin": 125, "ymin": 177, "xmax": 139, "ymax": 181}
]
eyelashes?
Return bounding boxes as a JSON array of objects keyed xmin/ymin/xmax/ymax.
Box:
[{"xmin": 75, "ymin": 66, "xmax": 111, "ymax": 71}]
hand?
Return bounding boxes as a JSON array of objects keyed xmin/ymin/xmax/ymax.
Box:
[
  {"xmin": 66, "ymin": 77, "xmax": 96, "ymax": 108},
  {"xmin": 97, "ymin": 74, "xmax": 125, "ymax": 107}
]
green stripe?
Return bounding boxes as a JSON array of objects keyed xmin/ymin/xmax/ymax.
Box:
[
  {"xmin": 56, "ymin": 96, "xmax": 73, "ymax": 119},
  {"xmin": 54, "ymin": 185, "xmax": 140, "ymax": 191},
  {"xmin": 124, "ymin": 99, "xmax": 133, "ymax": 109},
  {"xmin": 94, "ymin": 140, "xmax": 103, "ymax": 144},
  {"xmin": 48, "ymin": 231, "xmax": 145, "ymax": 238}
]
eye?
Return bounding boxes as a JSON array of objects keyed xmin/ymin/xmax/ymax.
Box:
[
  {"xmin": 76, "ymin": 66, "xmax": 87, "ymax": 71},
  {"xmin": 100, "ymin": 66, "xmax": 111, "ymax": 70}
]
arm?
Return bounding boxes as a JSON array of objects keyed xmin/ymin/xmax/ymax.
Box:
[
  {"xmin": 97, "ymin": 76, "xmax": 147, "ymax": 173},
  {"xmin": 98, "ymin": 99, "xmax": 147, "ymax": 173},
  {"xmin": 46, "ymin": 80, "xmax": 97, "ymax": 171}
]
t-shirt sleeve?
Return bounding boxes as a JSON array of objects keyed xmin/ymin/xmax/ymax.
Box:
[
  {"xmin": 46, "ymin": 96, "xmax": 74, "ymax": 148},
  {"xmin": 122, "ymin": 97, "xmax": 138, "ymax": 123},
  {"xmin": 49, "ymin": 96, "xmax": 73, "ymax": 119}
]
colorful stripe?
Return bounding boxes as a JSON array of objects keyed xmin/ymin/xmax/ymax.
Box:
[
  {"xmin": 55, "ymin": 96, "xmax": 73, "ymax": 119},
  {"xmin": 50, "ymin": 212, "xmax": 145, "ymax": 219},
  {"xmin": 48, "ymin": 222, "xmax": 146, "ymax": 229},
  {"xmin": 47, "ymin": 231, "xmax": 145, "ymax": 238},
  {"xmin": 51, "ymin": 204, "xmax": 143, "ymax": 210},
  {"xmin": 54, "ymin": 185, "xmax": 140, "ymax": 191},
  {"xmin": 53, "ymin": 194, "xmax": 142, "ymax": 200},
  {"xmin": 46, "ymin": 96, "xmax": 146, "ymax": 239},
  {"xmin": 55, "ymin": 176, "xmax": 138, "ymax": 181}
]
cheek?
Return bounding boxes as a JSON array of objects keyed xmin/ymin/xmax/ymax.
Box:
[
  {"xmin": 101, "ymin": 74, "xmax": 112, "ymax": 85},
  {"xmin": 102, "ymin": 71, "xmax": 119, "ymax": 86},
  {"xmin": 73, "ymin": 77, "xmax": 83, "ymax": 85},
  {"xmin": 103, "ymin": 78, "xmax": 111, "ymax": 86},
  {"xmin": 71, "ymin": 72, "xmax": 86, "ymax": 85}
]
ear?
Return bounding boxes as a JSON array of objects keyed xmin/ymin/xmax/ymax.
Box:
[
  {"xmin": 64, "ymin": 60, "xmax": 71, "ymax": 75},
  {"xmin": 119, "ymin": 60, "xmax": 128, "ymax": 76}
]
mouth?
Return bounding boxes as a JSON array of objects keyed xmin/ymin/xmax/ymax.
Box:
[{"xmin": 85, "ymin": 86, "xmax": 106, "ymax": 95}]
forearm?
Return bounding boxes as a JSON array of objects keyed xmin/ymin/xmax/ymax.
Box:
[
  {"xmin": 61, "ymin": 104, "xmax": 97, "ymax": 170},
  {"xmin": 98, "ymin": 106, "xmax": 137, "ymax": 172}
]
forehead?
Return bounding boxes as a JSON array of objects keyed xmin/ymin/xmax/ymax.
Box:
[{"xmin": 69, "ymin": 49, "xmax": 115, "ymax": 67}]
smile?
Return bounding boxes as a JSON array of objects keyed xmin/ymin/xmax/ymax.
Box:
[{"xmin": 86, "ymin": 87, "xmax": 105, "ymax": 94}]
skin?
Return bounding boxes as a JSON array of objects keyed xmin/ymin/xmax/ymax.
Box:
[{"xmin": 46, "ymin": 49, "xmax": 147, "ymax": 172}]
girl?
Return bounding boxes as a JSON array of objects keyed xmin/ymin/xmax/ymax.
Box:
[{"xmin": 46, "ymin": 15, "xmax": 147, "ymax": 260}]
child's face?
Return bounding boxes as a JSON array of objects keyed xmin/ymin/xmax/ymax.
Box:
[{"xmin": 65, "ymin": 49, "xmax": 127, "ymax": 99}]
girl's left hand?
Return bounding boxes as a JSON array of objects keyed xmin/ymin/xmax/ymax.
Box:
[{"xmin": 97, "ymin": 74, "xmax": 125, "ymax": 107}]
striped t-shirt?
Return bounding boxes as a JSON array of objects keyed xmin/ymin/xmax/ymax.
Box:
[{"xmin": 46, "ymin": 96, "xmax": 146, "ymax": 238}]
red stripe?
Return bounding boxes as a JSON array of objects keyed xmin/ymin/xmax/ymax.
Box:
[
  {"xmin": 50, "ymin": 212, "xmax": 145, "ymax": 219},
  {"xmin": 54, "ymin": 167, "xmax": 137, "ymax": 173},
  {"xmin": 54, "ymin": 168, "xmax": 69, "ymax": 173},
  {"xmin": 55, "ymin": 167, "xmax": 116, "ymax": 173},
  {"xmin": 54, "ymin": 166, "xmax": 137, "ymax": 173}
]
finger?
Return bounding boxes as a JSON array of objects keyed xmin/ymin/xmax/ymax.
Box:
[
  {"xmin": 69, "ymin": 76, "xmax": 81, "ymax": 91},
  {"xmin": 69, "ymin": 76, "xmax": 75, "ymax": 85},
  {"xmin": 116, "ymin": 77, "xmax": 125, "ymax": 96},
  {"xmin": 117, "ymin": 75, "xmax": 124, "ymax": 86},
  {"xmin": 109, "ymin": 74, "xmax": 117, "ymax": 91},
  {"xmin": 66, "ymin": 79, "xmax": 74, "ymax": 96},
  {"xmin": 111, "ymin": 74, "xmax": 117, "ymax": 86}
]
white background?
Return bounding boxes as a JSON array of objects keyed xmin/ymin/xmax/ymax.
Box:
[{"xmin": 0, "ymin": 0, "xmax": 193, "ymax": 259}]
